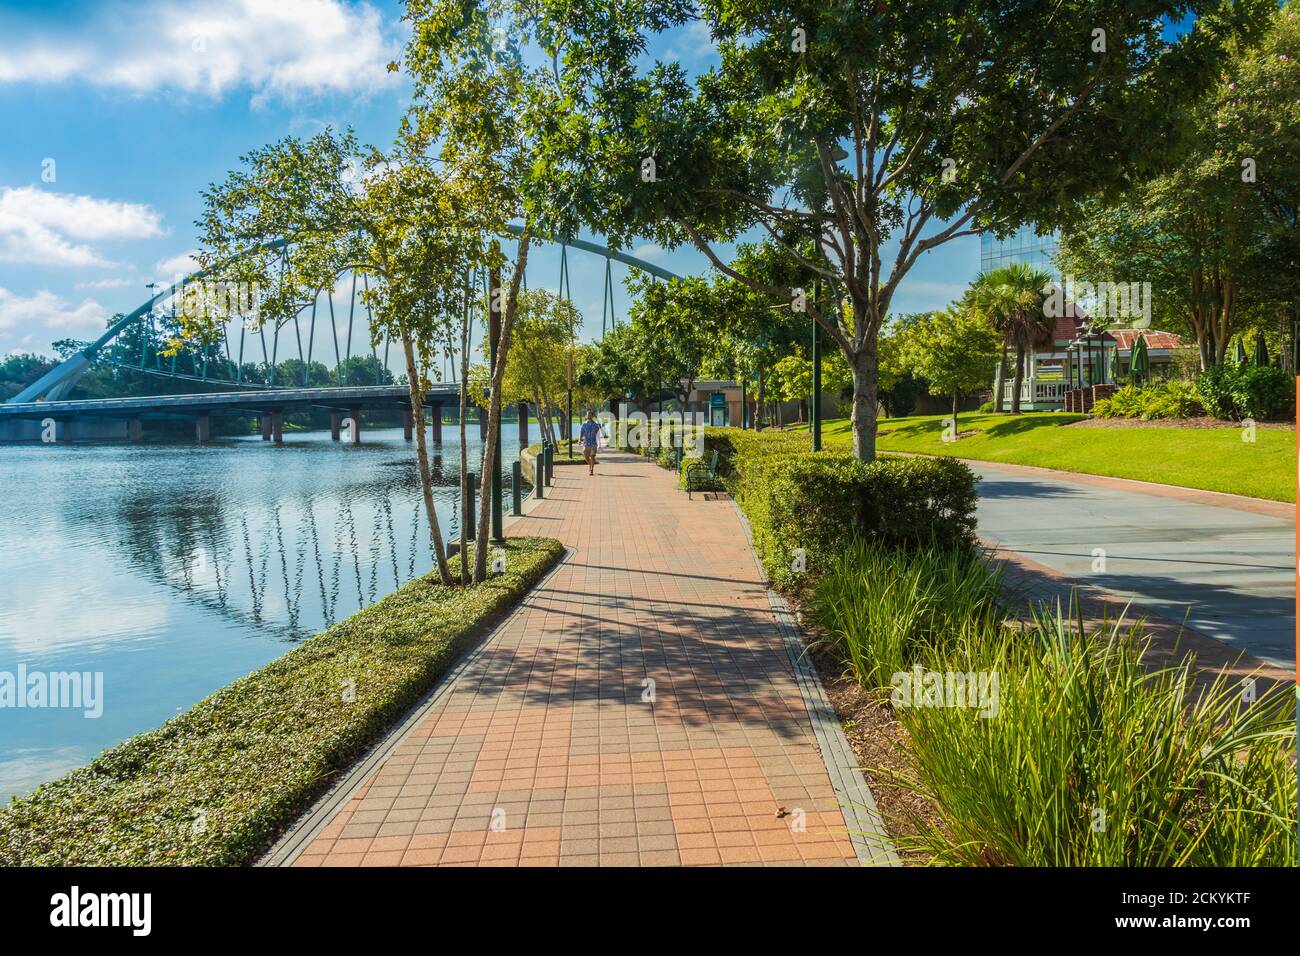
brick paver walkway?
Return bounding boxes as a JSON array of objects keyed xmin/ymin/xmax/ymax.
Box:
[{"xmin": 280, "ymin": 451, "xmax": 864, "ymax": 867}]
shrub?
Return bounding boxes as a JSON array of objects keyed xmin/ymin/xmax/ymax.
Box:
[
  {"xmin": 811, "ymin": 540, "xmax": 1003, "ymax": 687},
  {"xmin": 1197, "ymin": 364, "xmax": 1293, "ymax": 421},
  {"xmin": 978, "ymin": 400, "xmax": 995, "ymax": 414},
  {"xmin": 704, "ymin": 426, "xmax": 810, "ymax": 482},
  {"xmin": 894, "ymin": 606, "xmax": 1297, "ymax": 866},
  {"xmin": 654, "ymin": 443, "xmax": 679, "ymax": 469},
  {"xmin": 1139, "ymin": 378, "xmax": 1202, "ymax": 419},
  {"xmin": 1092, "ymin": 381, "xmax": 1203, "ymax": 420},
  {"xmin": 736, "ymin": 451, "xmax": 978, "ymax": 589},
  {"xmin": 0, "ymin": 537, "xmax": 566, "ymax": 865}
]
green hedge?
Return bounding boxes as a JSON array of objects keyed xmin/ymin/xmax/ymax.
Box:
[
  {"xmin": 0, "ymin": 537, "xmax": 565, "ymax": 866},
  {"xmin": 704, "ymin": 428, "xmax": 977, "ymax": 590},
  {"xmin": 703, "ymin": 427, "xmax": 810, "ymax": 481},
  {"xmin": 1196, "ymin": 364, "xmax": 1293, "ymax": 421}
]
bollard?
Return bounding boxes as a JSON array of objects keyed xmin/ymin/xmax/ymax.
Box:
[
  {"xmin": 545, "ymin": 442, "xmax": 554, "ymax": 486},
  {"xmin": 534, "ymin": 451, "xmax": 544, "ymax": 500},
  {"xmin": 465, "ymin": 474, "xmax": 477, "ymax": 541}
]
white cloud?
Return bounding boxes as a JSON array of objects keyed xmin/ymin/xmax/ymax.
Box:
[
  {"xmin": 154, "ymin": 249, "xmax": 202, "ymax": 280},
  {"xmin": 0, "ymin": 186, "xmax": 165, "ymax": 268},
  {"xmin": 0, "ymin": 287, "xmax": 109, "ymax": 342},
  {"xmin": 0, "ymin": 0, "xmax": 404, "ymax": 105},
  {"xmin": 76, "ymin": 277, "xmax": 137, "ymax": 290},
  {"xmin": 662, "ymin": 19, "xmax": 716, "ymax": 64},
  {"xmin": 0, "ymin": 47, "xmax": 82, "ymax": 83},
  {"xmin": 633, "ymin": 243, "xmax": 665, "ymax": 261}
]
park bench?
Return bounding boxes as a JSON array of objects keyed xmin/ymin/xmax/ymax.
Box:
[{"xmin": 685, "ymin": 450, "xmax": 721, "ymax": 500}]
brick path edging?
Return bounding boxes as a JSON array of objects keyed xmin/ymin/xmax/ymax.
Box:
[{"xmin": 727, "ymin": 498, "xmax": 900, "ymax": 867}]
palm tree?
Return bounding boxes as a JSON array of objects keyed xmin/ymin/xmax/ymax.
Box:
[{"xmin": 965, "ymin": 263, "xmax": 1054, "ymax": 414}]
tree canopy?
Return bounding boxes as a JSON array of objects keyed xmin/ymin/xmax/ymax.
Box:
[{"xmin": 530, "ymin": 0, "xmax": 1266, "ymax": 458}]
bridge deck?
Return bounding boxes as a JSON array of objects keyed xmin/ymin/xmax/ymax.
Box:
[{"xmin": 0, "ymin": 384, "xmax": 463, "ymax": 420}]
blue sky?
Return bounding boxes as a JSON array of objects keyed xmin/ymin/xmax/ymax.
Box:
[{"xmin": 0, "ymin": 0, "xmax": 977, "ymax": 362}]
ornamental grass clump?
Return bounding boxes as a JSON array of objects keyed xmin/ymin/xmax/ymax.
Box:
[
  {"xmin": 890, "ymin": 605, "xmax": 1296, "ymax": 866},
  {"xmin": 810, "ymin": 539, "xmax": 1002, "ymax": 687}
]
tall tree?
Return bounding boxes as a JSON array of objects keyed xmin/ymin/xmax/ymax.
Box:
[
  {"xmin": 538, "ymin": 0, "xmax": 1266, "ymax": 460},
  {"xmin": 402, "ymin": 0, "xmax": 557, "ymax": 582},
  {"xmin": 897, "ymin": 307, "xmax": 1001, "ymax": 430},
  {"xmin": 1061, "ymin": 3, "xmax": 1299, "ymax": 369},
  {"xmin": 965, "ymin": 264, "xmax": 1054, "ymax": 414},
  {"xmin": 190, "ymin": 127, "xmax": 473, "ymax": 585}
]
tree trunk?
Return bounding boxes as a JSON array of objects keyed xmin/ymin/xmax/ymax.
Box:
[
  {"xmin": 458, "ymin": 304, "xmax": 470, "ymax": 585},
  {"xmin": 539, "ymin": 380, "xmax": 558, "ymax": 445},
  {"xmin": 756, "ymin": 367, "xmax": 765, "ymax": 431},
  {"xmin": 401, "ymin": 334, "xmax": 453, "ymax": 585},
  {"xmin": 993, "ymin": 348, "xmax": 1008, "ymax": 413},
  {"xmin": 849, "ymin": 346, "xmax": 879, "ymax": 462},
  {"xmin": 531, "ymin": 388, "xmax": 550, "ymax": 446},
  {"xmin": 1011, "ymin": 344, "xmax": 1025, "ymax": 415},
  {"xmin": 952, "ymin": 392, "xmax": 960, "ymax": 435},
  {"xmin": 474, "ymin": 237, "xmax": 529, "ymax": 582}
]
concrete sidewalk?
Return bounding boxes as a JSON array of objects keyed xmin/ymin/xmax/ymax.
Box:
[{"xmin": 269, "ymin": 451, "xmax": 891, "ymax": 867}]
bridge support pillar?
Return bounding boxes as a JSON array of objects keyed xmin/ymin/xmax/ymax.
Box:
[
  {"xmin": 518, "ymin": 401, "xmax": 528, "ymax": 447},
  {"xmin": 431, "ymin": 408, "xmax": 442, "ymax": 444},
  {"xmin": 478, "ymin": 408, "xmax": 487, "ymax": 441},
  {"xmin": 127, "ymin": 417, "xmax": 142, "ymax": 443},
  {"xmin": 349, "ymin": 408, "xmax": 361, "ymax": 444},
  {"xmin": 261, "ymin": 415, "xmax": 272, "ymax": 441},
  {"xmin": 403, "ymin": 409, "xmax": 414, "ymax": 441},
  {"xmin": 271, "ymin": 411, "xmax": 284, "ymax": 445},
  {"xmin": 196, "ymin": 414, "xmax": 211, "ymax": 444},
  {"xmin": 330, "ymin": 413, "xmax": 341, "ymax": 441}
]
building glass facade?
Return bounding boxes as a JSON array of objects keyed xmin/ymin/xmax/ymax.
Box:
[{"xmin": 979, "ymin": 226, "xmax": 1060, "ymax": 282}]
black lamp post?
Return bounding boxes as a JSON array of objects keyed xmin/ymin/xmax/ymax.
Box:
[{"xmin": 811, "ymin": 281, "xmax": 822, "ymax": 452}]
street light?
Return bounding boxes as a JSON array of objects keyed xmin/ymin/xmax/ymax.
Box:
[{"xmin": 811, "ymin": 280, "xmax": 822, "ymax": 452}]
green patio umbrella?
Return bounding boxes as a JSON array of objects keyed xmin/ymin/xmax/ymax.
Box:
[
  {"xmin": 1253, "ymin": 330, "xmax": 1270, "ymax": 367},
  {"xmin": 1233, "ymin": 337, "xmax": 1248, "ymax": 365},
  {"xmin": 1130, "ymin": 333, "xmax": 1150, "ymax": 385}
]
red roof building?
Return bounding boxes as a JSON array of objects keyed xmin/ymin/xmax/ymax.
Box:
[{"xmin": 1001, "ymin": 307, "xmax": 1187, "ymax": 410}]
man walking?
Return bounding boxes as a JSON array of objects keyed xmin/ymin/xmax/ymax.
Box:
[{"xmin": 578, "ymin": 410, "xmax": 605, "ymax": 476}]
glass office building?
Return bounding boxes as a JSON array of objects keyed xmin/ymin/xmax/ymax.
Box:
[{"xmin": 979, "ymin": 226, "xmax": 1060, "ymax": 282}]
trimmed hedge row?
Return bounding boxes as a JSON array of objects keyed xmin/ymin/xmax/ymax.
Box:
[
  {"xmin": 703, "ymin": 428, "xmax": 978, "ymax": 590},
  {"xmin": 0, "ymin": 537, "xmax": 565, "ymax": 866}
]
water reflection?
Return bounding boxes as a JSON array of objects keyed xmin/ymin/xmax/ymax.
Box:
[{"xmin": 0, "ymin": 427, "xmax": 525, "ymax": 799}]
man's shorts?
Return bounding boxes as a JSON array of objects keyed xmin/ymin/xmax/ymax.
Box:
[{"xmin": 583, "ymin": 444, "xmax": 597, "ymax": 462}]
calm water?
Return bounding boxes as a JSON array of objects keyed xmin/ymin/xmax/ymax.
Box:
[{"xmin": 0, "ymin": 426, "xmax": 540, "ymax": 801}]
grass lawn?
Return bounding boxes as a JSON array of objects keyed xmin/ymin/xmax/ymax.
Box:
[
  {"xmin": 789, "ymin": 413, "xmax": 1295, "ymax": 502},
  {"xmin": 525, "ymin": 441, "xmax": 587, "ymax": 465}
]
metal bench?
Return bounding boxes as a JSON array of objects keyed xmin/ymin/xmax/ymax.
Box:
[{"xmin": 685, "ymin": 450, "xmax": 720, "ymax": 500}]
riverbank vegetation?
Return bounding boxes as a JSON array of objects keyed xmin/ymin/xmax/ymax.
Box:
[{"xmin": 0, "ymin": 537, "xmax": 564, "ymax": 866}]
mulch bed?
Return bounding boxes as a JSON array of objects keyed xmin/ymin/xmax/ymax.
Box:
[
  {"xmin": 785, "ymin": 598, "xmax": 941, "ymax": 866},
  {"xmin": 1067, "ymin": 416, "xmax": 1293, "ymax": 429}
]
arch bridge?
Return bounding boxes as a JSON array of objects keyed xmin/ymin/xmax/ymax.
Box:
[{"xmin": 1, "ymin": 228, "xmax": 681, "ymax": 444}]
